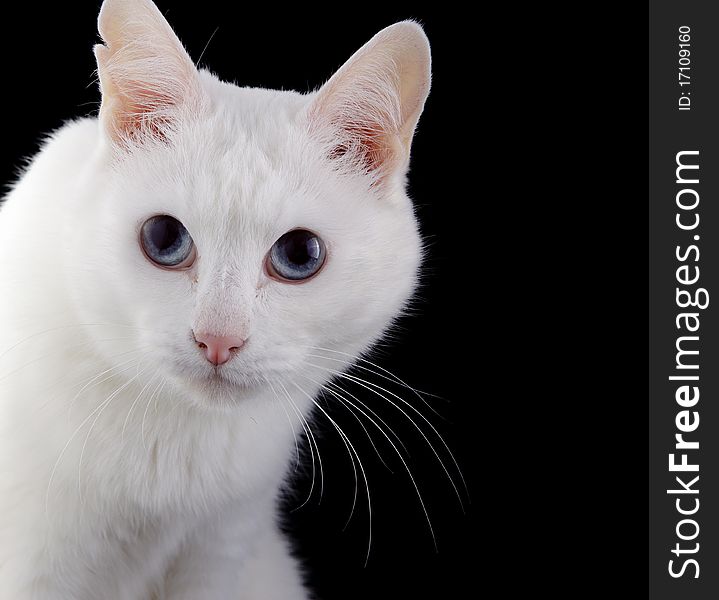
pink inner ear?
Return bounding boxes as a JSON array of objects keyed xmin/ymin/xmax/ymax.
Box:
[
  {"xmin": 329, "ymin": 121, "xmax": 393, "ymax": 174},
  {"xmin": 115, "ymin": 85, "xmax": 178, "ymax": 143}
]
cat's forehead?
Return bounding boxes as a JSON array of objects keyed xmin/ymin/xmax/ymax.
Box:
[
  {"xmin": 116, "ymin": 83, "xmax": 357, "ymax": 249},
  {"xmin": 138, "ymin": 145, "xmax": 314, "ymax": 242},
  {"xmin": 199, "ymin": 74, "xmax": 312, "ymax": 154}
]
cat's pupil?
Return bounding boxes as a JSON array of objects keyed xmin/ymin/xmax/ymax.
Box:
[
  {"xmin": 284, "ymin": 233, "xmax": 320, "ymax": 265},
  {"xmin": 150, "ymin": 218, "xmax": 180, "ymax": 251}
]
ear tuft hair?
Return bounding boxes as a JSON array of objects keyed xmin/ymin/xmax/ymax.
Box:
[{"xmin": 95, "ymin": 0, "xmax": 204, "ymax": 149}]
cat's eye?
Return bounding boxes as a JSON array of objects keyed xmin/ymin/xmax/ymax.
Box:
[
  {"xmin": 267, "ymin": 229, "xmax": 327, "ymax": 282},
  {"xmin": 140, "ymin": 215, "xmax": 196, "ymax": 269}
]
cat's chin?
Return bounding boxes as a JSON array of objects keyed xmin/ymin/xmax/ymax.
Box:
[{"xmin": 164, "ymin": 367, "xmax": 261, "ymax": 409}]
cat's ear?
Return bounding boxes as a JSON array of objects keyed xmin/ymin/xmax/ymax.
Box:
[
  {"xmin": 307, "ymin": 21, "xmax": 431, "ymax": 182},
  {"xmin": 94, "ymin": 0, "xmax": 203, "ymax": 148}
]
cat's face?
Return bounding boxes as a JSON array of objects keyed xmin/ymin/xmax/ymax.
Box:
[{"xmin": 71, "ymin": 0, "xmax": 429, "ymax": 408}]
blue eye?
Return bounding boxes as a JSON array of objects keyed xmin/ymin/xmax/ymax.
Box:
[
  {"xmin": 268, "ymin": 229, "xmax": 326, "ymax": 282},
  {"xmin": 140, "ymin": 215, "xmax": 196, "ymax": 269}
]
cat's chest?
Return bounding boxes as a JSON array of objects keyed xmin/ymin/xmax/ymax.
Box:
[{"xmin": 63, "ymin": 379, "xmax": 289, "ymax": 510}]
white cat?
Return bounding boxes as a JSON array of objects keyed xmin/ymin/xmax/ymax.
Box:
[{"xmin": 0, "ymin": 0, "xmax": 430, "ymax": 597}]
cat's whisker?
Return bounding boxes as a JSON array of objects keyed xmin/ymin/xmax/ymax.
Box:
[
  {"xmin": 291, "ymin": 382, "xmax": 373, "ymax": 567},
  {"xmin": 44, "ymin": 352, "xmax": 151, "ymax": 519},
  {"xmin": 33, "ymin": 338, "xmax": 149, "ymax": 398},
  {"xmin": 3, "ymin": 341, "xmax": 140, "ymax": 414},
  {"xmin": 303, "ymin": 345, "xmax": 446, "ymax": 407},
  {"xmin": 0, "ymin": 336, "xmax": 141, "ymax": 385},
  {"xmin": 152, "ymin": 371, "xmax": 166, "ymax": 415},
  {"xmin": 340, "ymin": 371, "xmax": 469, "ymax": 507},
  {"xmin": 306, "ymin": 362, "xmax": 469, "ymax": 513},
  {"xmin": 0, "ymin": 322, "xmax": 154, "ymax": 362},
  {"xmin": 148, "ymin": 375, "xmax": 168, "ymax": 418},
  {"xmin": 63, "ymin": 347, "xmax": 154, "ymax": 417},
  {"xmin": 323, "ymin": 379, "xmax": 408, "ymax": 455},
  {"xmin": 305, "ymin": 373, "xmax": 437, "ymax": 550},
  {"xmin": 300, "ymin": 374, "xmax": 394, "ymax": 474},
  {"xmin": 195, "ymin": 26, "xmax": 220, "ymax": 68},
  {"xmin": 300, "ymin": 382, "xmax": 365, "ymax": 533},
  {"xmin": 142, "ymin": 377, "xmax": 168, "ymax": 452},
  {"xmin": 278, "ymin": 381, "xmax": 323, "ymax": 510},
  {"xmin": 305, "ymin": 352, "xmax": 444, "ymax": 416},
  {"xmin": 163, "ymin": 380, "xmax": 183, "ymax": 420},
  {"xmin": 121, "ymin": 368, "xmax": 162, "ymax": 444},
  {"xmin": 78, "ymin": 364, "xmax": 151, "ymax": 504},
  {"xmin": 268, "ymin": 382, "xmax": 301, "ymax": 472}
]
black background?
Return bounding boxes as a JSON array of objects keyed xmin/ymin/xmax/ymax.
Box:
[{"xmin": 0, "ymin": 2, "xmax": 477, "ymax": 598}]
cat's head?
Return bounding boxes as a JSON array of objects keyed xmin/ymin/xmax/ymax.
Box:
[{"xmin": 72, "ymin": 0, "xmax": 430, "ymax": 408}]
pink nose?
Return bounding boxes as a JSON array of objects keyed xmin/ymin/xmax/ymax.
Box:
[{"xmin": 193, "ymin": 332, "xmax": 245, "ymax": 366}]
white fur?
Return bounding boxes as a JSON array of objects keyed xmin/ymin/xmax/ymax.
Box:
[{"xmin": 0, "ymin": 0, "xmax": 430, "ymax": 597}]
